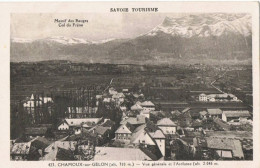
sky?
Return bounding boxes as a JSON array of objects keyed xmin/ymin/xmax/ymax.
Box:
[{"xmin": 11, "ymin": 13, "xmax": 173, "ymax": 41}]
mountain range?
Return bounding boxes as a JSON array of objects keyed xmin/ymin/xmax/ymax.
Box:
[{"xmin": 11, "ymin": 13, "xmax": 252, "ymax": 64}]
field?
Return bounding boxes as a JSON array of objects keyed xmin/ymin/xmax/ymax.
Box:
[
  {"xmin": 11, "ymin": 61, "xmax": 252, "ymax": 109},
  {"xmin": 11, "ymin": 75, "xmax": 114, "ymax": 102}
]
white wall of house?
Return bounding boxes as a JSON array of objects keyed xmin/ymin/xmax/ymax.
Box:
[
  {"xmin": 155, "ymin": 139, "xmax": 165, "ymax": 156},
  {"xmin": 115, "ymin": 133, "xmax": 131, "ymax": 140},
  {"xmin": 222, "ymin": 113, "xmax": 227, "ymax": 122},
  {"xmin": 142, "ymin": 107, "xmax": 155, "ymax": 111},
  {"xmin": 199, "ymin": 95, "xmax": 207, "ymax": 101},
  {"xmin": 140, "ymin": 112, "xmax": 150, "ymax": 119},
  {"xmin": 158, "ymin": 126, "xmax": 176, "ymax": 135},
  {"xmin": 74, "ymin": 128, "xmax": 81, "ymax": 135},
  {"xmin": 58, "ymin": 123, "xmax": 69, "ymax": 130}
]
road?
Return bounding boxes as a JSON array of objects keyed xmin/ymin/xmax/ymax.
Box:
[
  {"xmin": 103, "ymin": 78, "xmax": 114, "ymax": 93},
  {"xmin": 210, "ymin": 71, "xmax": 228, "ymax": 94}
]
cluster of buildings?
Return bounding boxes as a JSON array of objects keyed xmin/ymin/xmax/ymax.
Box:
[
  {"xmin": 199, "ymin": 93, "xmax": 240, "ymax": 102},
  {"xmin": 11, "ymin": 86, "xmax": 253, "ymax": 161}
]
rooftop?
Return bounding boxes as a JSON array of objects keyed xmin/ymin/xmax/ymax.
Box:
[
  {"xmin": 120, "ymin": 115, "xmax": 146, "ymax": 125},
  {"xmin": 115, "ymin": 122, "xmax": 135, "ymax": 134},
  {"xmin": 205, "ymin": 131, "xmax": 252, "ymax": 140},
  {"xmin": 213, "ymin": 118, "xmax": 231, "ymax": 131},
  {"xmin": 46, "ymin": 141, "xmax": 76, "ymax": 151},
  {"xmin": 223, "ymin": 110, "xmax": 251, "ymax": 117},
  {"xmin": 90, "ymin": 125, "xmax": 110, "ymax": 136},
  {"xmin": 205, "ymin": 137, "xmax": 244, "ymax": 158},
  {"xmin": 56, "ymin": 147, "xmax": 75, "ymax": 160},
  {"xmin": 157, "ymin": 118, "xmax": 176, "ymax": 126},
  {"xmin": 150, "ymin": 130, "xmax": 165, "ymax": 139},
  {"xmin": 101, "ymin": 119, "xmax": 115, "ymax": 128},
  {"xmin": 207, "ymin": 108, "xmax": 222, "ymax": 115},
  {"xmin": 94, "ymin": 147, "xmax": 153, "ymax": 161},
  {"xmin": 64, "ymin": 118, "xmax": 102, "ymax": 127},
  {"xmin": 11, "ymin": 142, "xmax": 31, "ymax": 155},
  {"xmin": 31, "ymin": 136, "xmax": 52, "ymax": 149},
  {"xmin": 131, "ymin": 104, "xmax": 143, "ymax": 110},
  {"xmin": 140, "ymin": 101, "xmax": 155, "ymax": 107}
]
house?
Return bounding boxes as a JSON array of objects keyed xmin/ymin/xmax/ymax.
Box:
[
  {"xmin": 125, "ymin": 110, "xmax": 139, "ymax": 117},
  {"xmin": 115, "ymin": 122, "xmax": 135, "ymax": 141},
  {"xmin": 171, "ymin": 110, "xmax": 182, "ymax": 119},
  {"xmin": 88, "ymin": 125, "xmax": 110, "ymax": 139},
  {"xmin": 82, "ymin": 122, "xmax": 96, "ymax": 130},
  {"xmin": 199, "ymin": 111, "xmax": 208, "ymax": 119},
  {"xmin": 43, "ymin": 143, "xmax": 76, "ymax": 161},
  {"xmin": 199, "ymin": 93, "xmax": 239, "ymax": 102},
  {"xmin": 130, "ymin": 121, "xmax": 166, "ymax": 156},
  {"xmin": 43, "ymin": 140, "xmax": 77, "ymax": 160},
  {"xmin": 101, "ymin": 119, "xmax": 115, "ymax": 130},
  {"xmin": 191, "ymin": 120, "xmax": 203, "ymax": 131},
  {"xmin": 149, "ymin": 130, "xmax": 166, "ymax": 156},
  {"xmin": 178, "ymin": 112, "xmax": 192, "ymax": 128},
  {"xmin": 140, "ymin": 101, "xmax": 155, "ymax": 111},
  {"xmin": 109, "ymin": 87, "xmax": 118, "ymax": 95},
  {"xmin": 55, "ymin": 148, "xmax": 76, "ymax": 161},
  {"xmin": 189, "ymin": 110, "xmax": 201, "ymax": 120},
  {"xmin": 157, "ymin": 118, "xmax": 177, "ymax": 135},
  {"xmin": 222, "ymin": 110, "xmax": 251, "ymax": 122},
  {"xmin": 94, "ymin": 147, "xmax": 153, "ymax": 161},
  {"xmin": 76, "ymin": 143, "xmax": 95, "ymax": 161},
  {"xmin": 207, "ymin": 109, "xmax": 223, "ymax": 118},
  {"xmin": 45, "ymin": 141, "xmax": 77, "ymax": 154},
  {"xmin": 24, "ymin": 126, "xmax": 50, "ymax": 138},
  {"xmin": 149, "ymin": 111, "xmax": 166, "ymax": 123},
  {"xmin": 199, "ymin": 93, "xmax": 207, "ymax": 101},
  {"xmin": 96, "ymin": 95, "xmax": 102, "ymax": 100},
  {"xmin": 103, "ymin": 97, "xmax": 112, "ymax": 103},
  {"xmin": 51, "ymin": 130, "xmax": 72, "ymax": 140},
  {"xmin": 65, "ymin": 130, "xmax": 101, "ymax": 146},
  {"xmin": 30, "ymin": 136, "xmax": 52, "ymax": 155},
  {"xmin": 58, "ymin": 120, "xmax": 70, "ymax": 130},
  {"xmin": 119, "ymin": 106, "xmax": 127, "ymax": 112},
  {"xmin": 112, "ymin": 92, "xmax": 125, "ymax": 99},
  {"xmin": 122, "ymin": 89, "xmax": 129, "ymax": 93},
  {"xmin": 130, "ymin": 103, "xmax": 143, "ymax": 111},
  {"xmin": 130, "ymin": 124, "xmax": 156, "ymax": 146},
  {"xmin": 112, "ymin": 93, "xmax": 125, "ymax": 106},
  {"xmin": 57, "ymin": 118, "xmax": 102, "ymax": 131},
  {"xmin": 193, "ymin": 137, "xmax": 244, "ymax": 160},
  {"xmin": 120, "ymin": 115, "xmax": 146, "ymax": 126},
  {"xmin": 133, "ymin": 93, "xmax": 140, "ymax": 98},
  {"xmin": 208, "ymin": 96, "xmax": 216, "ymax": 102},
  {"xmin": 140, "ymin": 109, "xmax": 151, "ymax": 119},
  {"xmin": 10, "ymin": 142, "xmax": 41, "ymax": 161},
  {"xmin": 213, "ymin": 118, "xmax": 231, "ymax": 131}
]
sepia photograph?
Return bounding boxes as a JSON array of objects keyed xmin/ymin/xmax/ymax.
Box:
[{"xmin": 9, "ymin": 12, "xmax": 254, "ymax": 162}]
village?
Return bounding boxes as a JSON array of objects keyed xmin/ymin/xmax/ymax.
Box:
[{"xmin": 10, "ymin": 76, "xmax": 253, "ymax": 161}]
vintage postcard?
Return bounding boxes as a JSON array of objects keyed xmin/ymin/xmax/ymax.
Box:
[{"xmin": 0, "ymin": 1, "xmax": 259, "ymax": 168}]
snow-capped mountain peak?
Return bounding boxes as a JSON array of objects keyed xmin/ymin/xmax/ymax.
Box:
[
  {"xmin": 42, "ymin": 36, "xmax": 92, "ymax": 45},
  {"xmin": 11, "ymin": 38, "xmax": 34, "ymax": 43},
  {"xmin": 92, "ymin": 38, "xmax": 116, "ymax": 44},
  {"xmin": 146, "ymin": 14, "xmax": 251, "ymax": 38},
  {"xmin": 11, "ymin": 36, "xmax": 118, "ymax": 45}
]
